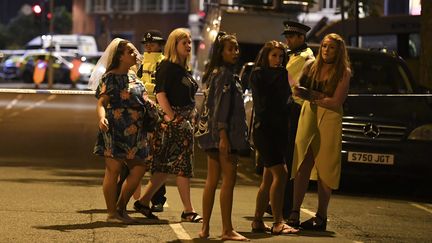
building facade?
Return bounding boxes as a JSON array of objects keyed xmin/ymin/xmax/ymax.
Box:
[{"xmin": 72, "ymin": 0, "xmax": 200, "ymax": 51}]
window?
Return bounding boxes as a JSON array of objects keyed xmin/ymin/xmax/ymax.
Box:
[
  {"xmin": 349, "ymin": 54, "xmax": 411, "ymax": 94},
  {"xmin": 138, "ymin": 0, "xmax": 187, "ymax": 13},
  {"xmin": 112, "ymin": 0, "xmax": 135, "ymax": 12},
  {"xmin": 91, "ymin": 0, "xmax": 109, "ymax": 13},
  {"xmin": 322, "ymin": 0, "xmax": 338, "ymax": 10},
  {"xmin": 139, "ymin": 0, "xmax": 163, "ymax": 12},
  {"xmin": 167, "ymin": 0, "xmax": 187, "ymax": 12}
]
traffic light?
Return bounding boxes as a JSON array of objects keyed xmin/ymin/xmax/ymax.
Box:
[
  {"xmin": 32, "ymin": 4, "xmax": 42, "ymax": 15},
  {"xmin": 32, "ymin": 4, "xmax": 42, "ymax": 22}
]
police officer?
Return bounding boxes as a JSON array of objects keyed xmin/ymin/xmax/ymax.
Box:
[
  {"xmin": 283, "ymin": 20, "xmax": 315, "ymax": 223},
  {"xmin": 137, "ymin": 29, "xmax": 166, "ymax": 102},
  {"xmin": 118, "ymin": 30, "xmax": 168, "ymax": 213},
  {"xmin": 138, "ymin": 29, "xmax": 167, "ymax": 213}
]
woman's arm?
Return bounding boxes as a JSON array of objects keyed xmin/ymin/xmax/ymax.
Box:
[
  {"xmin": 156, "ymin": 92, "xmax": 176, "ymax": 121},
  {"xmin": 96, "ymin": 95, "xmax": 109, "ymax": 132},
  {"xmin": 315, "ymin": 68, "xmax": 351, "ymax": 110}
]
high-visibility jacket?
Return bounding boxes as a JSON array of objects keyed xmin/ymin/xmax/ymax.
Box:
[
  {"xmin": 70, "ymin": 58, "xmax": 82, "ymax": 82},
  {"xmin": 140, "ymin": 52, "xmax": 164, "ymax": 102},
  {"xmin": 33, "ymin": 59, "xmax": 48, "ymax": 84}
]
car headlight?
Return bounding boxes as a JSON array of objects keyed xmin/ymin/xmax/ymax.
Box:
[
  {"xmin": 408, "ymin": 124, "xmax": 432, "ymax": 141},
  {"xmin": 79, "ymin": 63, "xmax": 93, "ymax": 75}
]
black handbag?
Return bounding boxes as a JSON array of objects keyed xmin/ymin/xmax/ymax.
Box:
[{"xmin": 142, "ymin": 101, "xmax": 162, "ymax": 132}]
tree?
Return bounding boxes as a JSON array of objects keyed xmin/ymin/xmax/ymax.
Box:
[
  {"xmin": 420, "ymin": 0, "xmax": 432, "ymax": 89},
  {"xmin": 51, "ymin": 6, "xmax": 72, "ymax": 34},
  {"xmin": 0, "ymin": 24, "xmax": 11, "ymax": 49},
  {"xmin": 3, "ymin": 6, "xmax": 72, "ymax": 49},
  {"xmin": 6, "ymin": 13, "xmax": 40, "ymax": 48}
]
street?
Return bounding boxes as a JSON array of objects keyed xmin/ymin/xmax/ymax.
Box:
[{"xmin": 0, "ymin": 90, "xmax": 431, "ymax": 242}]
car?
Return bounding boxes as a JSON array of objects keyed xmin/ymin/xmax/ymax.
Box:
[
  {"xmin": 74, "ymin": 53, "xmax": 102, "ymax": 84},
  {"xmin": 239, "ymin": 45, "xmax": 432, "ymax": 179},
  {"xmin": 1, "ymin": 55, "xmax": 23, "ymax": 80},
  {"xmin": 17, "ymin": 50, "xmax": 74, "ymax": 84}
]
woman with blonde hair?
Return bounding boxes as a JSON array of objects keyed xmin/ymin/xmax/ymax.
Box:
[
  {"xmin": 287, "ymin": 33, "xmax": 351, "ymax": 231},
  {"xmin": 134, "ymin": 28, "xmax": 203, "ymax": 223}
]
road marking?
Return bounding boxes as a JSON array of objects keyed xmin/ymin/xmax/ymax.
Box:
[
  {"xmin": 237, "ymin": 171, "xmax": 254, "ymax": 183},
  {"xmin": 169, "ymin": 223, "xmax": 192, "ymax": 240},
  {"xmin": 410, "ymin": 203, "xmax": 432, "ymax": 214},
  {"xmin": 5, "ymin": 94, "xmax": 23, "ymax": 110},
  {"xmin": 301, "ymin": 207, "xmax": 316, "ymax": 217}
]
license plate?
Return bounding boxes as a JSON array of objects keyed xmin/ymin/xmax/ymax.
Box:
[{"xmin": 348, "ymin": 152, "xmax": 394, "ymax": 165}]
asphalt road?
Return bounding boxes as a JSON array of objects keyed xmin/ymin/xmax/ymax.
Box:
[{"xmin": 0, "ymin": 90, "xmax": 431, "ymax": 242}]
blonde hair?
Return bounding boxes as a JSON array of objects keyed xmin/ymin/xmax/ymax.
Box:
[
  {"xmin": 164, "ymin": 28, "xmax": 192, "ymax": 69},
  {"xmin": 309, "ymin": 33, "xmax": 350, "ymax": 90}
]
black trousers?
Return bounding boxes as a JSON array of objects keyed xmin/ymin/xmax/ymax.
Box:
[{"xmin": 283, "ymin": 102, "xmax": 302, "ymax": 218}]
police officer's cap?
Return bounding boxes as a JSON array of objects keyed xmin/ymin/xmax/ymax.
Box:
[
  {"xmin": 282, "ymin": 21, "xmax": 311, "ymax": 36},
  {"xmin": 141, "ymin": 30, "xmax": 165, "ymax": 44}
]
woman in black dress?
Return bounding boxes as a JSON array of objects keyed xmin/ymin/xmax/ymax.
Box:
[
  {"xmin": 250, "ymin": 40, "xmax": 298, "ymax": 235},
  {"xmin": 134, "ymin": 28, "xmax": 202, "ymax": 222}
]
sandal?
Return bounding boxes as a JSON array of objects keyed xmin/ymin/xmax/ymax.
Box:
[
  {"xmin": 181, "ymin": 211, "xmax": 203, "ymax": 223},
  {"xmin": 286, "ymin": 210, "xmax": 300, "ymax": 228},
  {"xmin": 251, "ymin": 219, "xmax": 271, "ymax": 233},
  {"xmin": 300, "ymin": 213, "xmax": 327, "ymax": 231},
  {"xmin": 271, "ymin": 222, "xmax": 299, "ymax": 235},
  {"xmin": 134, "ymin": 201, "xmax": 158, "ymax": 219}
]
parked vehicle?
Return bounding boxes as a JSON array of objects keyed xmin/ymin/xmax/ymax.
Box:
[
  {"xmin": 0, "ymin": 50, "xmax": 26, "ymax": 81},
  {"xmin": 238, "ymin": 45, "xmax": 432, "ymax": 179},
  {"xmin": 26, "ymin": 34, "xmax": 99, "ymax": 55},
  {"xmin": 17, "ymin": 50, "xmax": 74, "ymax": 84}
]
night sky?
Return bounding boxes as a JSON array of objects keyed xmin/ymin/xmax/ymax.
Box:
[{"xmin": 0, "ymin": 0, "xmax": 72, "ymax": 25}]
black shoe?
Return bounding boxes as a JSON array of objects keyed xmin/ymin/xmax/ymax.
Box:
[
  {"xmin": 300, "ymin": 213, "xmax": 327, "ymax": 231},
  {"xmin": 265, "ymin": 204, "xmax": 273, "ymax": 216},
  {"xmin": 286, "ymin": 210, "xmax": 300, "ymax": 228},
  {"xmin": 134, "ymin": 201, "xmax": 158, "ymax": 219},
  {"xmin": 151, "ymin": 203, "xmax": 164, "ymax": 212}
]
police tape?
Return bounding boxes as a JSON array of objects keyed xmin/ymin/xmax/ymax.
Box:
[{"xmin": 0, "ymin": 88, "xmax": 95, "ymax": 95}]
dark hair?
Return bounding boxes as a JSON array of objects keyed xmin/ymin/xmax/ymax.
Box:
[
  {"xmin": 254, "ymin": 40, "xmax": 287, "ymax": 68},
  {"xmin": 106, "ymin": 40, "xmax": 129, "ymax": 73},
  {"xmin": 201, "ymin": 31, "xmax": 238, "ymax": 85}
]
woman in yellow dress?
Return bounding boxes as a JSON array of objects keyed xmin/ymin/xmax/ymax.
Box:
[{"xmin": 287, "ymin": 33, "xmax": 351, "ymax": 231}]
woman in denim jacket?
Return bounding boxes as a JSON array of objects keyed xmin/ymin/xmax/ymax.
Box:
[{"xmin": 197, "ymin": 32, "xmax": 249, "ymax": 241}]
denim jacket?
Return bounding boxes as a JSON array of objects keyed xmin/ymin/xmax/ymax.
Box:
[{"xmin": 197, "ymin": 65, "xmax": 249, "ymax": 152}]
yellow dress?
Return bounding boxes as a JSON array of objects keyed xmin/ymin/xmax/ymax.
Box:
[{"xmin": 292, "ymin": 100, "xmax": 343, "ymax": 189}]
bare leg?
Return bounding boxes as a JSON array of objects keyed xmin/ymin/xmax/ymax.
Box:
[
  {"xmin": 176, "ymin": 176, "xmax": 194, "ymax": 213},
  {"xmin": 199, "ymin": 153, "xmax": 221, "ymax": 239},
  {"xmin": 268, "ymin": 163, "xmax": 287, "ymax": 225},
  {"xmin": 290, "ymin": 148, "xmax": 315, "ymax": 221},
  {"xmin": 133, "ymin": 182, "xmax": 141, "ymax": 200},
  {"xmin": 253, "ymin": 167, "xmax": 272, "ymax": 222},
  {"xmin": 103, "ymin": 158, "xmax": 123, "ymax": 219},
  {"xmin": 139, "ymin": 172, "xmax": 169, "ymax": 207},
  {"xmin": 317, "ymin": 177, "xmax": 332, "ymax": 219},
  {"xmin": 218, "ymin": 154, "xmax": 248, "ymax": 241},
  {"xmin": 117, "ymin": 161, "xmax": 146, "ymax": 221}
]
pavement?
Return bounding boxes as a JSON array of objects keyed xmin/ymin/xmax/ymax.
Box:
[{"xmin": 0, "ymin": 157, "xmax": 356, "ymax": 243}]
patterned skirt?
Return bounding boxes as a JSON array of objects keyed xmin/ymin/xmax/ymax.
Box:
[{"xmin": 151, "ymin": 104, "xmax": 196, "ymax": 178}]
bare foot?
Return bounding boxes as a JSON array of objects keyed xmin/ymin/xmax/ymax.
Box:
[
  {"xmin": 221, "ymin": 230, "xmax": 249, "ymax": 241},
  {"xmin": 198, "ymin": 231, "xmax": 209, "ymax": 239},
  {"xmin": 117, "ymin": 210, "xmax": 137, "ymax": 224}
]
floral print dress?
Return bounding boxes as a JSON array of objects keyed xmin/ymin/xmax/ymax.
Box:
[{"xmin": 93, "ymin": 72, "xmax": 149, "ymax": 162}]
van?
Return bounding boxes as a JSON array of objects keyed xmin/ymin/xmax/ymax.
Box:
[
  {"xmin": 26, "ymin": 34, "xmax": 98, "ymax": 55},
  {"xmin": 193, "ymin": 4, "xmax": 298, "ymax": 85}
]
